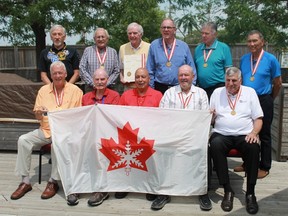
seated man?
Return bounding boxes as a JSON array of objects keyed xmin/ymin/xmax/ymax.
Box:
[
  {"xmin": 209, "ymin": 67, "xmax": 263, "ymax": 214},
  {"xmin": 66, "ymin": 68, "xmax": 120, "ymax": 206},
  {"xmin": 117, "ymin": 67, "xmax": 162, "ymax": 199},
  {"xmin": 159, "ymin": 64, "xmax": 212, "ymax": 211},
  {"xmin": 11, "ymin": 61, "xmax": 83, "ymax": 200}
]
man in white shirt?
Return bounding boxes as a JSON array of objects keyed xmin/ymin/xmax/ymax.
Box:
[
  {"xmin": 158, "ymin": 64, "xmax": 211, "ymax": 211},
  {"xmin": 210, "ymin": 67, "xmax": 263, "ymax": 214}
]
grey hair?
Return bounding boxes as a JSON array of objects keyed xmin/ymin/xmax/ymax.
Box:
[
  {"xmin": 93, "ymin": 68, "xmax": 109, "ymax": 78},
  {"xmin": 201, "ymin": 22, "xmax": 217, "ymax": 33},
  {"xmin": 50, "ymin": 24, "xmax": 66, "ymax": 36},
  {"xmin": 50, "ymin": 61, "xmax": 67, "ymax": 73},
  {"xmin": 226, "ymin": 67, "xmax": 242, "ymax": 79},
  {"xmin": 127, "ymin": 22, "xmax": 143, "ymax": 35},
  {"xmin": 247, "ymin": 30, "xmax": 264, "ymax": 40},
  {"xmin": 94, "ymin": 28, "xmax": 110, "ymax": 39}
]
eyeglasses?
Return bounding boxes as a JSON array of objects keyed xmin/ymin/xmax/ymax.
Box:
[{"xmin": 161, "ymin": 26, "xmax": 175, "ymax": 30}]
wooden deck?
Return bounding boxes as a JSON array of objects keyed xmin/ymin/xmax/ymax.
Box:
[{"xmin": 0, "ymin": 152, "xmax": 287, "ymax": 216}]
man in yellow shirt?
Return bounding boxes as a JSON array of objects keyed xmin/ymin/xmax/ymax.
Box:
[{"xmin": 11, "ymin": 61, "xmax": 83, "ymax": 200}]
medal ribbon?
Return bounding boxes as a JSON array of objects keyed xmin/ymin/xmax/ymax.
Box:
[
  {"xmin": 226, "ymin": 87, "xmax": 242, "ymax": 112},
  {"xmin": 141, "ymin": 53, "xmax": 146, "ymax": 67},
  {"xmin": 178, "ymin": 92, "xmax": 192, "ymax": 109},
  {"xmin": 53, "ymin": 85, "xmax": 64, "ymax": 107},
  {"xmin": 163, "ymin": 38, "xmax": 176, "ymax": 63},
  {"xmin": 96, "ymin": 48, "xmax": 107, "ymax": 66},
  {"xmin": 203, "ymin": 49, "xmax": 213, "ymax": 63},
  {"xmin": 250, "ymin": 49, "xmax": 264, "ymax": 77}
]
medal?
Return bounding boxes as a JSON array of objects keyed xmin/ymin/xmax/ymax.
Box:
[
  {"xmin": 203, "ymin": 63, "xmax": 208, "ymax": 67},
  {"xmin": 203, "ymin": 49, "xmax": 212, "ymax": 69},
  {"xmin": 250, "ymin": 49, "xmax": 264, "ymax": 81},
  {"xmin": 227, "ymin": 87, "xmax": 242, "ymax": 117},
  {"xmin": 100, "ymin": 64, "xmax": 104, "ymax": 69},
  {"xmin": 231, "ymin": 110, "xmax": 236, "ymax": 115},
  {"xmin": 96, "ymin": 47, "xmax": 107, "ymax": 69},
  {"xmin": 250, "ymin": 76, "xmax": 255, "ymax": 81},
  {"xmin": 166, "ymin": 61, "xmax": 172, "ymax": 67},
  {"xmin": 163, "ymin": 38, "xmax": 176, "ymax": 68}
]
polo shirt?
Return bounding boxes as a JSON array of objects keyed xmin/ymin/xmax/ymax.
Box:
[
  {"xmin": 210, "ymin": 86, "xmax": 263, "ymax": 136},
  {"xmin": 194, "ymin": 40, "xmax": 232, "ymax": 89},
  {"xmin": 119, "ymin": 87, "xmax": 162, "ymax": 107},
  {"xmin": 82, "ymin": 88, "xmax": 120, "ymax": 106},
  {"xmin": 240, "ymin": 51, "xmax": 281, "ymax": 95}
]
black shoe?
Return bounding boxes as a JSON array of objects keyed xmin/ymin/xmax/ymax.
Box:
[
  {"xmin": 146, "ymin": 193, "xmax": 157, "ymax": 201},
  {"xmin": 221, "ymin": 191, "xmax": 234, "ymax": 212},
  {"xmin": 88, "ymin": 192, "xmax": 109, "ymax": 206},
  {"xmin": 199, "ymin": 194, "xmax": 212, "ymax": 211},
  {"xmin": 67, "ymin": 193, "xmax": 79, "ymax": 206},
  {"xmin": 114, "ymin": 192, "xmax": 128, "ymax": 199},
  {"xmin": 151, "ymin": 195, "xmax": 171, "ymax": 210},
  {"xmin": 246, "ymin": 194, "xmax": 258, "ymax": 214}
]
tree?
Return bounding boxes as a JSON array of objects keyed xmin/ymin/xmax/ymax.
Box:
[{"xmin": 219, "ymin": 0, "xmax": 288, "ymax": 50}]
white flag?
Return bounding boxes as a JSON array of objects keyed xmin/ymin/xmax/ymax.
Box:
[{"xmin": 49, "ymin": 104, "xmax": 211, "ymax": 196}]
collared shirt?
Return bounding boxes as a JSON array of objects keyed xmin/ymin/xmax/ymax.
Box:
[
  {"xmin": 194, "ymin": 39, "xmax": 233, "ymax": 89},
  {"xmin": 119, "ymin": 40, "xmax": 150, "ymax": 70},
  {"xmin": 79, "ymin": 45, "xmax": 119, "ymax": 87},
  {"xmin": 34, "ymin": 82, "xmax": 83, "ymax": 138},
  {"xmin": 119, "ymin": 87, "xmax": 163, "ymax": 107},
  {"xmin": 240, "ymin": 51, "xmax": 281, "ymax": 95},
  {"xmin": 160, "ymin": 85, "xmax": 209, "ymax": 110},
  {"xmin": 146, "ymin": 38, "xmax": 197, "ymax": 88},
  {"xmin": 82, "ymin": 88, "xmax": 120, "ymax": 106},
  {"xmin": 210, "ymin": 86, "xmax": 263, "ymax": 136},
  {"xmin": 38, "ymin": 43, "xmax": 80, "ymax": 82}
]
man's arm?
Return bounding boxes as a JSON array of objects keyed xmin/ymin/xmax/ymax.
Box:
[
  {"xmin": 272, "ymin": 76, "xmax": 282, "ymax": 100},
  {"xmin": 68, "ymin": 69, "xmax": 80, "ymax": 84},
  {"xmin": 245, "ymin": 118, "xmax": 263, "ymax": 144},
  {"xmin": 40, "ymin": 72, "xmax": 52, "ymax": 84}
]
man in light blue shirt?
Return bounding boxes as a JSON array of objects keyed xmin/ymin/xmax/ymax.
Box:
[{"xmin": 146, "ymin": 18, "xmax": 197, "ymax": 94}]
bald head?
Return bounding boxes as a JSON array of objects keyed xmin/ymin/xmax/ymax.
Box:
[
  {"xmin": 93, "ymin": 68, "xmax": 109, "ymax": 90},
  {"xmin": 178, "ymin": 65, "xmax": 195, "ymax": 93},
  {"xmin": 135, "ymin": 67, "xmax": 150, "ymax": 91}
]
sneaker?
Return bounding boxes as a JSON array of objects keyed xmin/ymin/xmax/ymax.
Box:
[
  {"xmin": 146, "ymin": 193, "xmax": 157, "ymax": 201},
  {"xmin": 199, "ymin": 194, "xmax": 212, "ymax": 211},
  {"xmin": 234, "ymin": 163, "xmax": 245, "ymax": 172},
  {"xmin": 114, "ymin": 192, "xmax": 128, "ymax": 199},
  {"xmin": 88, "ymin": 192, "xmax": 109, "ymax": 206},
  {"xmin": 67, "ymin": 193, "xmax": 79, "ymax": 206},
  {"xmin": 151, "ymin": 195, "xmax": 171, "ymax": 210}
]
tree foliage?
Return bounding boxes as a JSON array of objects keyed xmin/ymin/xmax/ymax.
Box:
[{"xmin": 219, "ymin": 0, "xmax": 288, "ymax": 50}]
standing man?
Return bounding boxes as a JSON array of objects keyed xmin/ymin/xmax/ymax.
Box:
[
  {"xmin": 11, "ymin": 61, "xmax": 83, "ymax": 200},
  {"xmin": 210, "ymin": 67, "xmax": 263, "ymax": 214},
  {"xmin": 239, "ymin": 30, "xmax": 282, "ymax": 179},
  {"xmin": 194, "ymin": 22, "xmax": 233, "ymax": 99},
  {"xmin": 146, "ymin": 18, "xmax": 197, "ymax": 94},
  {"xmin": 194, "ymin": 22, "xmax": 232, "ymax": 197},
  {"xmin": 159, "ymin": 64, "xmax": 211, "ymax": 211},
  {"xmin": 119, "ymin": 22, "xmax": 150, "ymax": 90},
  {"xmin": 66, "ymin": 68, "xmax": 120, "ymax": 206},
  {"xmin": 39, "ymin": 24, "xmax": 80, "ymax": 84},
  {"xmin": 80, "ymin": 28, "xmax": 119, "ymax": 93}
]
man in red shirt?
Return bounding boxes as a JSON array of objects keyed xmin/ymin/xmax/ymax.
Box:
[
  {"xmin": 67, "ymin": 68, "xmax": 120, "ymax": 207},
  {"xmin": 116, "ymin": 67, "xmax": 162, "ymax": 199},
  {"xmin": 119, "ymin": 67, "xmax": 162, "ymax": 107},
  {"xmin": 82, "ymin": 68, "xmax": 120, "ymax": 106}
]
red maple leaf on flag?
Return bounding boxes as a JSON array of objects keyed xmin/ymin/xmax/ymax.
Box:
[{"xmin": 100, "ymin": 122, "xmax": 156, "ymax": 175}]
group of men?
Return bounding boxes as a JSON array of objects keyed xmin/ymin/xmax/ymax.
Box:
[{"xmin": 10, "ymin": 18, "xmax": 282, "ymax": 215}]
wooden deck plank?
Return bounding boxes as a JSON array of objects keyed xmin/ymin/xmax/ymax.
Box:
[{"xmin": 0, "ymin": 153, "xmax": 287, "ymax": 215}]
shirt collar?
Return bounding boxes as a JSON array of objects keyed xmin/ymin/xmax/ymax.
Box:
[{"xmin": 201, "ymin": 39, "xmax": 218, "ymax": 50}]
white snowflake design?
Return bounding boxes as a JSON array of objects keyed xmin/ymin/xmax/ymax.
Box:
[{"xmin": 112, "ymin": 141, "xmax": 144, "ymax": 175}]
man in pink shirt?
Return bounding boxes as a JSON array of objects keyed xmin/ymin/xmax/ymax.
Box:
[{"xmin": 119, "ymin": 67, "xmax": 162, "ymax": 107}]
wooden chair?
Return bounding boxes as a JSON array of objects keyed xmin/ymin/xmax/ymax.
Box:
[{"xmin": 38, "ymin": 143, "xmax": 51, "ymax": 184}]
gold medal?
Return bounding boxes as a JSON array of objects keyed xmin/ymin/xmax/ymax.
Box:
[
  {"xmin": 250, "ymin": 76, "xmax": 255, "ymax": 81},
  {"xmin": 203, "ymin": 63, "xmax": 208, "ymax": 67},
  {"xmin": 166, "ymin": 61, "xmax": 172, "ymax": 67},
  {"xmin": 100, "ymin": 64, "xmax": 104, "ymax": 69},
  {"xmin": 231, "ymin": 110, "xmax": 236, "ymax": 115},
  {"xmin": 127, "ymin": 72, "xmax": 131, "ymax": 77}
]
